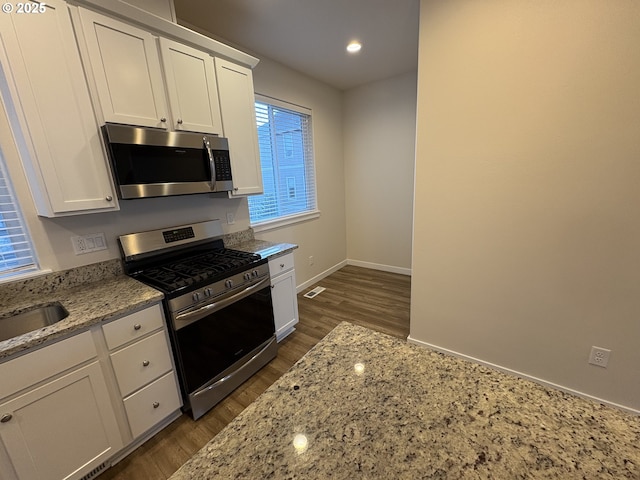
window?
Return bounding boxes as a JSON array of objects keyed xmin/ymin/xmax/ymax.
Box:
[
  {"xmin": 248, "ymin": 96, "xmax": 317, "ymax": 228},
  {"xmin": 0, "ymin": 148, "xmax": 37, "ymax": 279}
]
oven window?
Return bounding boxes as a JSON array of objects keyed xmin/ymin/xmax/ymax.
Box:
[
  {"xmin": 174, "ymin": 286, "xmax": 275, "ymax": 393},
  {"xmin": 111, "ymin": 144, "xmax": 210, "ymax": 184}
]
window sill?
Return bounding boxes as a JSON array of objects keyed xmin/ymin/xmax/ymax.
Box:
[
  {"xmin": 251, "ymin": 210, "xmax": 320, "ymax": 233},
  {"xmin": 0, "ymin": 268, "xmax": 51, "ymax": 285}
]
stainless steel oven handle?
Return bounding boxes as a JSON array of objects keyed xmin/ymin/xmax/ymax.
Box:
[
  {"xmin": 192, "ymin": 336, "xmax": 277, "ymax": 399},
  {"xmin": 174, "ymin": 276, "xmax": 270, "ymax": 329},
  {"xmin": 204, "ymin": 137, "xmax": 216, "ymax": 191}
]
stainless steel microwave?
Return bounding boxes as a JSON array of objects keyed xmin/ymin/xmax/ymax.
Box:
[{"xmin": 102, "ymin": 124, "xmax": 233, "ymax": 199}]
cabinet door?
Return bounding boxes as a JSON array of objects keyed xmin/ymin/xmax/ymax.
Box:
[
  {"xmin": 159, "ymin": 38, "xmax": 223, "ymax": 134},
  {"xmin": 77, "ymin": 8, "xmax": 168, "ymax": 129},
  {"xmin": 271, "ymin": 268, "xmax": 299, "ymax": 342},
  {"xmin": 0, "ymin": 0, "xmax": 117, "ymax": 216},
  {"xmin": 0, "ymin": 361, "xmax": 122, "ymax": 480},
  {"xmin": 215, "ymin": 58, "xmax": 263, "ymax": 196}
]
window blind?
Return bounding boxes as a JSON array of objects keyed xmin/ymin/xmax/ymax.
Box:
[
  {"xmin": 249, "ymin": 99, "xmax": 316, "ymax": 224},
  {"xmin": 0, "ymin": 150, "xmax": 37, "ymax": 278}
]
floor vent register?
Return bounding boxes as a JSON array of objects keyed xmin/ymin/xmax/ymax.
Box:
[{"xmin": 303, "ymin": 286, "xmax": 326, "ymax": 299}]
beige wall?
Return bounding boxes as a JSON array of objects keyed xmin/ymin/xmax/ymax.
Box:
[
  {"xmin": 251, "ymin": 57, "xmax": 347, "ymax": 289},
  {"xmin": 344, "ymin": 72, "xmax": 416, "ymax": 274},
  {"xmin": 410, "ymin": 0, "xmax": 640, "ymax": 411}
]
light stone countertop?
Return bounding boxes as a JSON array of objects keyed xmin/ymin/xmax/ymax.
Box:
[
  {"xmin": 229, "ymin": 238, "xmax": 298, "ymax": 259},
  {"xmin": 0, "ymin": 261, "xmax": 163, "ymax": 359},
  {"xmin": 169, "ymin": 322, "xmax": 640, "ymax": 479},
  {"xmin": 0, "ymin": 233, "xmax": 294, "ymax": 360},
  {"xmin": 0, "ymin": 231, "xmax": 294, "ymax": 360}
]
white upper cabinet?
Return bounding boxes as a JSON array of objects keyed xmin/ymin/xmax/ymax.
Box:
[
  {"xmin": 120, "ymin": 0, "xmax": 176, "ymax": 22},
  {"xmin": 159, "ymin": 38, "xmax": 223, "ymax": 134},
  {"xmin": 76, "ymin": 8, "xmax": 169, "ymax": 129},
  {"xmin": 215, "ymin": 58, "xmax": 263, "ymax": 196},
  {"xmin": 76, "ymin": 9, "xmax": 225, "ymax": 136},
  {"xmin": 0, "ymin": 0, "xmax": 117, "ymax": 216}
]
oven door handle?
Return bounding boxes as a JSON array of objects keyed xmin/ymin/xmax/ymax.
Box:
[{"xmin": 174, "ymin": 276, "xmax": 270, "ymax": 329}]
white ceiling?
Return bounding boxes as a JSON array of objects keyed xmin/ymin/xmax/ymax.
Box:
[{"xmin": 173, "ymin": 0, "xmax": 420, "ymax": 91}]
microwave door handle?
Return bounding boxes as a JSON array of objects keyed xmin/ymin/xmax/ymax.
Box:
[{"xmin": 204, "ymin": 137, "xmax": 216, "ymax": 191}]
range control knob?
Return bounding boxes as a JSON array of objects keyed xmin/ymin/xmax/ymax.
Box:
[
  {"xmin": 225, "ymin": 279, "xmax": 233, "ymax": 289},
  {"xmin": 252, "ymin": 269, "xmax": 260, "ymax": 278},
  {"xmin": 192, "ymin": 292, "xmax": 201, "ymax": 302},
  {"xmin": 243, "ymin": 272, "xmax": 252, "ymax": 281},
  {"xmin": 203, "ymin": 288, "xmax": 213, "ymax": 297}
]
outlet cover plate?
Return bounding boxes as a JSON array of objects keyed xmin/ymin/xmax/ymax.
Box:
[
  {"xmin": 588, "ymin": 346, "xmax": 611, "ymax": 368},
  {"xmin": 71, "ymin": 233, "xmax": 107, "ymax": 255}
]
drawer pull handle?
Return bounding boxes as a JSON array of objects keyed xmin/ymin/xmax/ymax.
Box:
[
  {"xmin": 1, "ymin": 414, "xmax": 12, "ymax": 423},
  {"xmin": 142, "ymin": 360, "xmax": 150, "ymax": 367},
  {"xmin": 152, "ymin": 402, "xmax": 160, "ymax": 409},
  {"xmin": 133, "ymin": 324, "xmax": 142, "ymax": 331},
  {"xmin": 280, "ymin": 263, "xmax": 285, "ymax": 268}
]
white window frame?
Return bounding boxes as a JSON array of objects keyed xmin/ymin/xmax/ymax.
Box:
[
  {"xmin": 250, "ymin": 94, "xmax": 319, "ymax": 233},
  {"xmin": 0, "ymin": 147, "xmax": 39, "ymax": 282}
]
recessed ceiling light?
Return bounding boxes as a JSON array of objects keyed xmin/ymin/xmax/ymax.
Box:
[{"xmin": 346, "ymin": 41, "xmax": 362, "ymax": 53}]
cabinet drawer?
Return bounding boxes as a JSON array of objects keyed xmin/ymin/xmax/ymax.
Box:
[
  {"xmin": 110, "ymin": 330, "xmax": 173, "ymax": 397},
  {"xmin": 268, "ymin": 252, "xmax": 294, "ymax": 276},
  {"xmin": 0, "ymin": 331, "xmax": 96, "ymax": 400},
  {"xmin": 123, "ymin": 372, "xmax": 181, "ymax": 439},
  {"xmin": 102, "ymin": 304, "xmax": 164, "ymax": 350}
]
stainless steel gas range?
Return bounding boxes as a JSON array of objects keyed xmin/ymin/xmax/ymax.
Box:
[{"xmin": 119, "ymin": 220, "xmax": 277, "ymax": 420}]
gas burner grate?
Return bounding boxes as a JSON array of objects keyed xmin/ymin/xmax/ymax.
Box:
[{"xmin": 135, "ymin": 248, "xmax": 261, "ymax": 292}]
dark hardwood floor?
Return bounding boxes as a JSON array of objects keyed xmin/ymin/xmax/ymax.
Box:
[{"xmin": 99, "ymin": 265, "xmax": 411, "ymax": 480}]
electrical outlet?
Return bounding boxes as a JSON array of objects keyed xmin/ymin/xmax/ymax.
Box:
[
  {"xmin": 308, "ymin": 255, "xmax": 314, "ymax": 266},
  {"xmin": 71, "ymin": 233, "xmax": 107, "ymax": 255},
  {"xmin": 588, "ymin": 346, "xmax": 611, "ymax": 368},
  {"xmin": 226, "ymin": 212, "xmax": 235, "ymax": 225}
]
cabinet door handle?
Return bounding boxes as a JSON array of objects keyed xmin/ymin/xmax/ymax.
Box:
[
  {"xmin": 133, "ymin": 324, "xmax": 142, "ymax": 331},
  {"xmin": 160, "ymin": 117, "xmax": 167, "ymax": 123},
  {"xmin": 177, "ymin": 118, "xmax": 183, "ymax": 124},
  {"xmin": 1, "ymin": 413, "xmax": 12, "ymax": 423},
  {"xmin": 280, "ymin": 263, "xmax": 285, "ymax": 268},
  {"xmin": 152, "ymin": 402, "xmax": 160, "ymax": 409},
  {"xmin": 105, "ymin": 195, "xmax": 113, "ymax": 202},
  {"xmin": 142, "ymin": 360, "xmax": 150, "ymax": 367}
]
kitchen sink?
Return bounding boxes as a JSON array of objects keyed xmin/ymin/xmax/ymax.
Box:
[{"xmin": 0, "ymin": 302, "xmax": 69, "ymax": 342}]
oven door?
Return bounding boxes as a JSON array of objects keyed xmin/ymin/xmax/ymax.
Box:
[{"xmin": 170, "ymin": 277, "xmax": 276, "ymax": 418}]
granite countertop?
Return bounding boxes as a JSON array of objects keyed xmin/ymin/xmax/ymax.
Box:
[
  {"xmin": 170, "ymin": 322, "xmax": 640, "ymax": 479},
  {"xmin": 0, "ymin": 231, "xmax": 294, "ymax": 360},
  {"xmin": 231, "ymin": 239, "xmax": 298, "ymax": 259},
  {"xmin": 0, "ymin": 262, "xmax": 163, "ymax": 359}
]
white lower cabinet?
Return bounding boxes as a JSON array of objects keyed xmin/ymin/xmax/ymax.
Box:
[
  {"xmin": 123, "ymin": 372, "xmax": 181, "ymax": 439},
  {"xmin": 0, "ymin": 332, "xmax": 122, "ymax": 480},
  {"xmin": 268, "ymin": 252, "xmax": 299, "ymax": 341},
  {"xmin": 0, "ymin": 303, "xmax": 182, "ymax": 480},
  {"xmin": 102, "ymin": 304, "xmax": 182, "ymax": 442}
]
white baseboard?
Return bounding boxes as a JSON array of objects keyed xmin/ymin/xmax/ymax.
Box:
[
  {"xmin": 407, "ymin": 335, "xmax": 640, "ymax": 416},
  {"xmin": 296, "ymin": 260, "xmax": 347, "ymax": 293},
  {"xmin": 347, "ymin": 259, "xmax": 411, "ymax": 276},
  {"xmin": 296, "ymin": 259, "xmax": 411, "ymax": 293}
]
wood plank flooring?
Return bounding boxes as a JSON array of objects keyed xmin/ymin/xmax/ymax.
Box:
[{"xmin": 98, "ymin": 265, "xmax": 410, "ymax": 480}]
